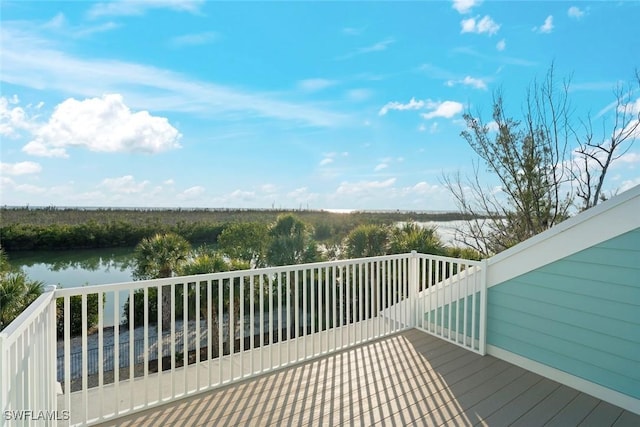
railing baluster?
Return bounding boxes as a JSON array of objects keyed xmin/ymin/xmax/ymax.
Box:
[
  {"xmin": 240, "ymin": 274, "xmax": 245, "ymax": 378},
  {"xmin": 249, "ymin": 275, "xmax": 254, "ymax": 375},
  {"xmin": 183, "ymin": 282, "xmax": 188, "ymax": 394},
  {"xmin": 129, "ymin": 288, "xmax": 134, "ymax": 410},
  {"xmin": 303, "ymin": 267, "xmax": 308, "ymax": 357},
  {"xmin": 144, "ymin": 287, "xmax": 149, "ymax": 404},
  {"xmin": 195, "ymin": 281, "xmax": 200, "ymax": 390},
  {"xmin": 170, "ymin": 283, "xmax": 175, "ymax": 398},
  {"xmin": 259, "ymin": 275, "xmax": 264, "ymax": 373},
  {"xmin": 157, "ymin": 286, "xmax": 162, "ymax": 403},
  {"xmin": 207, "ymin": 280, "xmax": 212, "ymax": 387},
  {"xmin": 114, "ymin": 291, "xmax": 120, "ymax": 415},
  {"xmin": 218, "ymin": 279, "xmax": 223, "ymax": 384}
]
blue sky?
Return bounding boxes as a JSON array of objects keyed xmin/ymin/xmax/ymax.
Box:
[{"xmin": 1, "ymin": 0, "xmax": 639, "ymax": 211}]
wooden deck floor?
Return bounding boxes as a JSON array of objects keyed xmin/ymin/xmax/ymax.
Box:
[{"xmin": 98, "ymin": 329, "xmax": 639, "ymax": 426}]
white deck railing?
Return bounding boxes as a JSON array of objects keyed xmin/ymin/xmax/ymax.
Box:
[{"xmin": 0, "ymin": 252, "xmax": 486, "ymax": 426}]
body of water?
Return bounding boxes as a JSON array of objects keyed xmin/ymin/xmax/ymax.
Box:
[{"xmin": 8, "ymin": 248, "xmax": 136, "ymax": 327}]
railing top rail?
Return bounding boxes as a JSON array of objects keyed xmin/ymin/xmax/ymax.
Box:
[
  {"xmin": 0, "ymin": 285, "xmax": 56, "ymax": 344},
  {"xmin": 415, "ymin": 253, "xmax": 483, "ymax": 266},
  {"xmin": 53, "ymin": 251, "xmax": 482, "ymax": 297},
  {"xmin": 54, "ymin": 252, "xmax": 416, "ymax": 296}
]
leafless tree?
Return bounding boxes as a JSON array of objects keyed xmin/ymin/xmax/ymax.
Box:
[
  {"xmin": 444, "ymin": 66, "xmax": 573, "ymax": 256},
  {"xmin": 573, "ymin": 70, "xmax": 640, "ymax": 209}
]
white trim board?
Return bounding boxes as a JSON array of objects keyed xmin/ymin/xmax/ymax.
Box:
[
  {"xmin": 487, "ymin": 344, "xmax": 640, "ymax": 415},
  {"xmin": 486, "ymin": 185, "xmax": 640, "ymax": 287}
]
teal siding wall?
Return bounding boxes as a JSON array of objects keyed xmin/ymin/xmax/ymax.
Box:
[{"xmin": 487, "ymin": 228, "xmax": 640, "ymax": 399}]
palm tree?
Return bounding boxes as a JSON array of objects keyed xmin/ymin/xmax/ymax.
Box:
[
  {"xmin": 388, "ymin": 222, "xmax": 445, "ymax": 255},
  {"xmin": 132, "ymin": 233, "xmax": 191, "ymax": 330},
  {"xmin": 0, "ymin": 248, "xmax": 44, "ymax": 330},
  {"xmin": 344, "ymin": 224, "xmax": 389, "ymax": 258}
]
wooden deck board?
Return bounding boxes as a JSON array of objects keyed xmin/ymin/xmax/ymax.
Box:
[{"xmin": 98, "ymin": 329, "xmax": 640, "ymax": 427}]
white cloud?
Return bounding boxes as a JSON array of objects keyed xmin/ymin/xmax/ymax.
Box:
[
  {"xmin": 336, "ymin": 38, "xmax": 394, "ymax": 60},
  {"xmin": 568, "ymin": 6, "xmax": 585, "ymax": 19},
  {"xmin": 403, "ymin": 181, "xmax": 441, "ymax": 195},
  {"xmin": 1, "ymin": 26, "xmax": 347, "ymax": 127},
  {"xmin": 180, "ymin": 185, "xmax": 205, "ymax": 199},
  {"xmin": 461, "ymin": 16, "xmax": 500, "ymax": 35},
  {"xmin": 88, "ymin": 0, "xmax": 204, "ymax": 18},
  {"xmin": 446, "ymin": 76, "xmax": 487, "ymax": 90},
  {"xmin": 22, "ymin": 94, "xmax": 181, "ymax": 157},
  {"xmin": 374, "ymin": 163, "xmax": 388, "ymax": 172},
  {"xmin": 15, "ymin": 183, "xmax": 46, "ymax": 194},
  {"xmin": 421, "ymin": 101, "xmax": 464, "ymax": 120},
  {"xmin": 496, "ymin": 39, "xmax": 506, "ymax": 51},
  {"xmin": 163, "ymin": 179, "xmax": 175, "ymax": 186},
  {"xmin": 170, "ymin": 31, "xmax": 218, "ymax": 47},
  {"xmin": 297, "ymin": 78, "xmax": 337, "ymax": 92},
  {"xmin": 379, "ymin": 97, "xmax": 425, "ymax": 116},
  {"xmin": 620, "ymin": 177, "xmax": 640, "ymax": 192},
  {"xmin": 100, "ymin": 175, "xmax": 149, "ymax": 194},
  {"xmin": 616, "ymin": 152, "xmax": 640, "ymax": 165},
  {"xmin": 319, "ymin": 157, "xmax": 334, "ymax": 166},
  {"xmin": 336, "ymin": 178, "xmax": 396, "ymax": 196},
  {"xmin": 534, "ymin": 16, "xmax": 554, "ymax": 33},
  {"xmin": 452, "ymin": 0, "xmax": 481, "ymax": 14},
  {"xmin": 0, "ymin": 161, "xmax": 42, "ymax": 176},
  {"xmin": 0, "ymin": 96, "xmax": 37, "ymax": 137}
]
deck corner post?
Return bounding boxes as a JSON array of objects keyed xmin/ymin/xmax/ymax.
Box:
[
  {"xmin": 408, "ymin": 251, "xmax": 418, "ymax": 328},
  {"xmin": 479, "ymin": 259, "xmax": 489, "ymax": 355}
]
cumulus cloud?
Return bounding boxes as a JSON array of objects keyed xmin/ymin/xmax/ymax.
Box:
[
  {"xmin": 0, "ymin": 161, "xmax": 42, "ymax": 176},
  {"xmin": 0, "ymin": 96, "xmax": 37, "ymax": 137},
  {"xmin": 421, "ymin": 101, "xmax": 464, "ymax": 119},
  {"xmin": 100, "ymin": 175, "xmax": 149, "ymax": 194},
  {"xmin": 568, "ymin": 6, "xmax": 585, "ymax": 19},
  {"xmin": 534, "ymin": 16, "xmax": 554, "ymax": 33},
  {"xmin": 446, "ymin": 76, "xmax": 487, "ymax": 90},
  {"xmin": 374, "ymin": 163, "xmax": 388, "ymax": 172},
  {"xmin": 379, "ymin": 97, "xmax": 425, "ymax": 115},
  {"xmin": 319, "ymin": 157, "xmax": 334, "ymax": 166},
  {"xmin": 22, "ymin": 94, "xmax": 181, "ymax": 158},
  {"xmin": 452, "ymin": 0, "xmax": 481, "ymax": 14},
  {"xmin": 461, "ymin": 15, "xmax": 500, "ymax": 35},
  {"xmin": 496, "ymin": 39, "xmax": 506, "ymax": 51}
]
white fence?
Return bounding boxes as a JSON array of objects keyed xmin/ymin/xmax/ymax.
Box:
[
  {"xmin": 0, "ymin": 252, "xmax": 486, "ymax": 426},
  {"xmin": 0, "ymin": 286, "xmax": 59, "ymax": 426}
]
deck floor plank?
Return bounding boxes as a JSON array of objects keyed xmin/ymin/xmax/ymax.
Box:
[{"xmin": 98, "ymin": 329, "xmax": 640, "ymax": 427}]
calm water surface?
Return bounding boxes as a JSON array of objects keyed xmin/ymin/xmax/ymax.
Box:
[{"xmin": 9, "ymin": 248, "xmax": 136, "ymax": 326}]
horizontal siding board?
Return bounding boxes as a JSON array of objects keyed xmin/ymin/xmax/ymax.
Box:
[
  {"xmin": 596, "ymin": 229, "xmax": 640, "ymax": 251},
  {"xmin": 487, "ymin": 304, "xmax": 640, "ymax": 363},
  {"xmin": 491, "ymin": 281, "xmax": 639, "ymax": 325},
  {"xmin": 487, "ymin": 228, "xmax": 640, "ymax": 401},
  {"xmin": 569, "ymin": 246, "xmax": 640, "ymax": 269},
  {"xmin": 518, "ymin": 271, "xmax": 640, "ymax": 304},
  {"xmin": 488, "ymin": 330, "xmax": 640, "ymax": 399},
  {"xmin": 487, "ymin": 314, "xmax": 639, "ymax": 381},
  {"xmin": 488, "ymin": 291, "xmax": 638, "ymax": 342},
  {"xmin": 540, "ymin": 260, "xmax": 637, "ymax": 287}
]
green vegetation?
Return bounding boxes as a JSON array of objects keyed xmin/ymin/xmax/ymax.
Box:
[
  {"xmin": 0, "ymin": 207, "xmax": 476, "ymax": 252},
  {"xmin": 55, "ymin": 287, "xmax": 102, "ymax": 338},
  {"xmin": 0, "ymin": 247, "xmax": 44, "ymax": 330}
]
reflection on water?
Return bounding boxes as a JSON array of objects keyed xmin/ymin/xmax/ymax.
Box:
[{"xmin": 8, "ymin": 248, "xmax": 136, "ymax": 327}]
